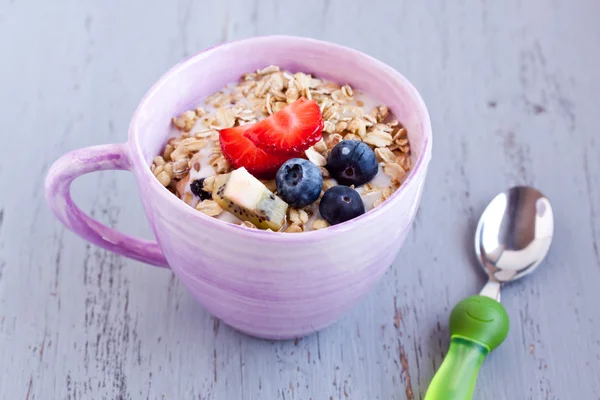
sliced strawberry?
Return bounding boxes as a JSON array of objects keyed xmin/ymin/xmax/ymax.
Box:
[
  {"xmin": 219, "ymin": 124, "xmax": 293, "ymax": 179},
  {"xmin": 244, "ymin": 98, "xmax": 324, "ymax": 156}
]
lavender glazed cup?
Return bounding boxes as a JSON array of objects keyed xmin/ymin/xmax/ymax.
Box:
[{"xmin": 45, "ymin": 36, "xmax": 432, "ymax": 339}]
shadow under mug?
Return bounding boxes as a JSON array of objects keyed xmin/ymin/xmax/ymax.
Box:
[{"xmin": 45, "ymin": 36, "xmax": 433, "ymax": 339}]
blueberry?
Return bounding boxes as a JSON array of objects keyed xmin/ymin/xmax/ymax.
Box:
[
  {"xmin": 319, "ymin": 185, "xmax": 365, "ymax": 225},
  {"xmin": 276, "ymin": 158, "xmax": 323, "ymax": 207},
  {"xmin": 327, "ymin": 140, "xmax": 378, "ymax": 186},
  {"xmin": 190, "ymin": 178, "xmax": 211, "ymax": 201}
]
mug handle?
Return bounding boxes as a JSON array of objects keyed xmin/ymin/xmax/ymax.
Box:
[{"xmin": 45, "ymin": 143, "xmax": 169, "ymax": 268}]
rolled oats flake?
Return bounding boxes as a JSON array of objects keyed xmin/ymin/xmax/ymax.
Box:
[
  {"xmin": 343, "ymin": 133, "xmax": 360, "ymax": 141},
  {"xmin": 396, "ymin": 154, "xmax": 412, "ymax": 171},
  {"xmin": 332, "ymin": 89, "xmax": 351, "ymax": 103},
  {"xmin": 237, "ymin": 109, "xmax": 256, "ymax": 121},
  {"xmin": 214, "ymin": 156, "xmax": 230, "ymax": 174},
  {"xmin": 162, "ymin": 144, "xmax": 174, "ymax": 161},
  {"xmin": 319, "ymin": 167, "xmax": 330, "ymax": 178},
  {"xmin": 285, "ymin": 224, "xmax": 303, "ymax": 233},
  {"xmin": 293, "ymin": 72, "xmax": 312, "ymax": 89},
  {"xmin": 324, "ymin": 120, "xmax": 336, "ymax": 133},
  {"xmin": 364, "ymin": 129, "xmax": 393, "ymax": 147},
  {"xmin": 208, "ymin": 153, "xmax": 221, "ymax": 166},
  {"xmin": 153, "ymin": 156, "xmax": 166, "ymax": 166},
  {"xmin": 268, "ymin": 73, "xmax": 285, "ymax": 93},
  {"xmin": 242, "ymin": 72, "xmax": 257, "ymax": 81},
  {"xmin": 286, "ymin": 87, "xmax": 300, "ymax": 103},
  {"xmin": 164, "ymin": 163, "xmax": 174, "ymax": 178},
  {"xmin": 288, "ymin": 208, "xmax": 300, "ymax": 225},
  {"xmin": 237, "ymin": 79, "xmax": 256, "ymax": 94},
  {"xmin": 309, "ymin": 91, "xmax": 325, "ymax": 102},
  {"xmin": 319, "ymin": 81, "xmax": 341, "ymax": 94},
  {"xmin": 205, "ymin": 91, "xmax": 225, "ymax": 107},
  {"xmin": 341, "ymin": 84, "xmax": 354, "ymax": 98},
  {"xmin": 196, "ymin": 200, "xmax": 223, "ymax": 217},
  {"xmin": 257, "ymin": 65, "xmax": 279, "ymax": 75},
  {"xmin": 372, "ymin": 105, "xmax": 389, "ymax": 122},
  {"xmin": 168, "ymin": 136, "xmax": 182, "ymax": 147},
  {"xmin": 182, "ymin": 138, "xmax": 208, "ymax": 152},
  {"xmin": 201, "ymin": 115, "xmax": 216, "ymax": 128},
  {"xmin": 326, "ymin": 133, "xmax": 343, "ymax": 149},
  {"xmin": 265, "ymin": 93, "xmax": 274, "ymax": 115},
  {"xmin": 362, "ymin": 114, "xmax": 377, "ymax": 126},
  {"xmin": 170, "ymin": 145, "xmax": 190, "ymax": 162},
  {"xmin": 383, "ymin": 162, "xmax": 406, "ymax": 183},
  {"xmin": 173, "ymin": 110, "xmax": 197, "ymax": 132},
  {"xmin": 375, "ymin": 147, "xmax": 397, "ymax": 163},
  {"xmin": 195, "ymin": 107, "xmax": 207, "ymax": 117},
  {"xmin": 305, "ymin": 147, "xmax": 327, "ymax": 167},
  {"xmin": 189, "ymin": 153, "xmax": 203, "ymax": 172},
  {"xmin": 351, "ymin": 106, "xmax": 365, "ymax": 118},
  {"xmin": 215, "ymin": 108, "xmax": 236, "ymax": 129},
  {"xmin": 195, "ymin": 128, "xmax": 217, "ymax": 139},
  {"xmin": 254, "ymin": 79, "xmax": 270, "ymax": 98},
  {"xmin": 322, "ymin": 178, "xmax": 336, "ymax": 191},
  {"xmin": 362, "ymin": 182, "xmax": 380, "ymax": 194},
  {"xmin": 396, "ymin": 137, "xmax": 409, "ymax": 146},
  {"xmin": 382, "ymin": 187, "xmax": 394, "ymax": 199},
  {"xmin": 173, "ymin": 158, "xmax": 190, "ymax": 179},
  {"xmin": 393, "ymin": 127, "xmax": 408, "ymax": 141},
  {"xmin": 335, "ymin": 121, "xmax": 348, "ymax": 133},
  {"xmin": 322, "ymin": 106, "xmax": 339, "ymax": 121},
  {"xmin": 298, "ymin": 209, "xmax": 309, "ymax": 224},
  {"xmin": 303, "ymin": 87, "xmax": 312, "ymax": 100},
  {"xmin": 202, "ymin": 176, "xmax": 216, "ymax": 192},
  {"xmin": 153, "ymin": 165, "xmax": 164, "ymax": 177},
  {"xmin": 314, "ymin": 138, "xmax": 328, "ymax": 153},
  {"xmin": 375, "ymin": 123, "xmax": 393, "ymax": 133},
  {"xmin": 156, "ymin": 171, "xmax": 171, "ymax": 187},
  {"xmin": 312, "ymin": 219, "xmax": 329, "ymax": 230},
  {"xmin": 347, "ymin": 119, "xmax": 366, "ymax": 137}
]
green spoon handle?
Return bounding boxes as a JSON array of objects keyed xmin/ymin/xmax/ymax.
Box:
[
  {"xmin": 424, "ymin": 295, "xmax": 510, "ymax": 400},
  {"xmin": 424, "ymin": 337, "xmax": 487, "ymax": 399}
]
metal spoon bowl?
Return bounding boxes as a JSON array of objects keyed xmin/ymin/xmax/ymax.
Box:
[{"xmin": 476, "ymin": 186, "xmax": 554, "ymax": 301}]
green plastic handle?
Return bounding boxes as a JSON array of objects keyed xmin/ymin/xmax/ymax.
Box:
[{"xmin": 424, "ymin": 295, "xmax": 509, "ymax": 400}]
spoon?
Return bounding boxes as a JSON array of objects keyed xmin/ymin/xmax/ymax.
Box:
[{"xmin": 424, "ymin": 186, "xmax": 554, "ymax": 400}]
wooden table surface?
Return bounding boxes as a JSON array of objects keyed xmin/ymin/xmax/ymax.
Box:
[{"xmin": 1, "ymin": 0, "xmax": 599, "ymax": 399}]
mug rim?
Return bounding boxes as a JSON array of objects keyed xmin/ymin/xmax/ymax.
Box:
[{"xmin": 129, "ymin": 35, "xmax": 432, "ymax": 241}]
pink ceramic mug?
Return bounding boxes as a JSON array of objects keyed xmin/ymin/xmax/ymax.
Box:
[{"xmin": 45, "ymin": 36, "xmax": 432, "ymax": 339}]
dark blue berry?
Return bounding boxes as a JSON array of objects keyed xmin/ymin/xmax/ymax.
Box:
[
  {"xmin": 190, "ymin": 178, "xmax": 211, "ymax": 201},
  {"xmin": 319, "ymin": 185, "xmax": 365, "ymax": 225},
  {"xmin": 276, "ymin": 158, "xmax": 323, "ymax": 207},
  {"xmin": 327, "ymin": 140, "xmax": 378, "ymax": 186}
]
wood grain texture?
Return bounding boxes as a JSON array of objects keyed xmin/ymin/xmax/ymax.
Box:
[{"xmin": 1, "ymin": 0, "xmax": 599, "ymax": 399}]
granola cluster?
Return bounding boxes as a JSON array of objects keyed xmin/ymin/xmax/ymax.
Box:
[{"xmin": 151, "ymin": 65, "xmax": 412, "ymax": 232}]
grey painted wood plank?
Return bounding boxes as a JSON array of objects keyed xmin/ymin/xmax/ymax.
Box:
[{"xmin": 1, "ymin": 0, "xmax": 599, "ymax": 399}]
